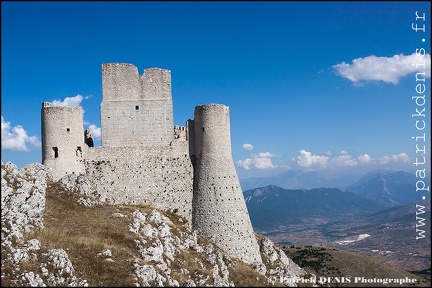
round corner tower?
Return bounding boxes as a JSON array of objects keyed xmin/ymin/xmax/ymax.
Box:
[
  {"xmin": 192, "ymin": 104, "xmax": 262, "ymax": 265},
  {"xmin": 41, "ymin": 102, "xmax": 85, "ymax": 180}
]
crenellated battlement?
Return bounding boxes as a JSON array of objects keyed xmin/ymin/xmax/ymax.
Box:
[
  {"xmin": 41, "ymin": 63, "xmax": 262, "ymax": 265},
  {"xmin": 174, "ymin": 125, "xmax": 187, "ymax": 141},
  {"xmin": 141, "ymin": 67, "xmax": 171, "ymax": 100},
  {"xmin": 101, "ymin": 63, "xmax": 172, "ymax": 101},
  {"xmin": 102, "ymin": 63, "xmax": 140, "ymax": 101}
]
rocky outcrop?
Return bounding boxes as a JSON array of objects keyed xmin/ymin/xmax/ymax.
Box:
[
  {"xmin": 58, "ymin": 173, "xmax": 102, "ymax": 207},
  {"xmin": 128, "ymin": 208, "xmax": 307, "ymax": 287},
  {"xmin": 1, "ymin": 162, "xmax": 88, "ymax": 287},
  {"xmin": 129, "ymin": 209, "xmax": 235, "ymax": 287},
  {"xmin": 259, "ymin": 237, "xmax": 308, "ymax": 286},
  {"xmin": 1, "ymin": 162, "xmax": 48, "ymax": 244}
]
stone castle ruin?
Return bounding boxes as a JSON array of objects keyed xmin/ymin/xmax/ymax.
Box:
[{"xmin": 41, "ymin": 63, "xmax": 262, "ymax": 265}]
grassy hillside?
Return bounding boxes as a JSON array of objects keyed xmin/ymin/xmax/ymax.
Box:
[
  {"xmin": 280, "ymin": 245, "xmax": 430, "ymax": 287},
  {"xmin": 2, "ymin": 180, "xmax": 274, "ymax": 287}
]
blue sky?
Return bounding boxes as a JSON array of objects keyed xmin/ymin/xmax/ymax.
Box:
[{"xmin": 1, "ymin": 1, "xmax": 431, "ymax": 180}]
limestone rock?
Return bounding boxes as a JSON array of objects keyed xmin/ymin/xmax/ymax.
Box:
[{"xmin": 1, "ymin": 162, "xmax": 88, "ymax": 287}]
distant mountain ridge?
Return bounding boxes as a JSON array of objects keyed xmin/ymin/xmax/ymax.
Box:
[
  {"xmin": 346, "ymin": 170, "xmax": 430, "ymax": 207},
  {"xmin": 243, "ymin": 185, "xmax": 387, "ymax": 229},
  {"xmin": 240, "ymin": 169, "xmax": 359, "ymax": 191},
  {"xmin": 240, "ymin": 170, "xmax": 430, "ymax": 207}
]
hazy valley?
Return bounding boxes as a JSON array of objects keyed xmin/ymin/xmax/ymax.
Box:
[{"xmin": 241, "ymin": 170, "xmax": 431, "ymax": 273}]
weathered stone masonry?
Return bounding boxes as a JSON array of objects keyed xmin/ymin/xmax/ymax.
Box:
[
  {"xmin": 41, "ymin": 103, "xmax": 86, "ymax": 180},
  {"xmin": 41, "ymin": 63, "xmax": 262, "ymax": 265},
  {"xmin": 192, "ymin": 104, "xmax": 262, "ymax": 264}
]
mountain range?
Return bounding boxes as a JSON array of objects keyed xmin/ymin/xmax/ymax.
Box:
[
  {"xmin": 240, "ymin": 169, "xmax": 359, "ymax": 191},
  {"xmin": 241, "ymin": 170, "xmax": 431, "ymax": 272},
  {"xmin": 241, "ymin": 169, "xmax": 430, "ymax": 207},
  {"xmin": 243, "ymin": 185, "xmax": 386, "ymax": 229},
  {"xmin": 345, "ymin": 170, "xmax": 430, "ymax": 207}
]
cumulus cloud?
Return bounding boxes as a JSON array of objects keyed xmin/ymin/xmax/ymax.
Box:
[
  {"xmin": 358, "ymin": 154, "xmax": 372, "ymax": 164},
  {"xmin": 292, "ymin": 150, "xmax": 410, "ymax": 169},
  {"xmin": 257, "ymin": 152, "xmax": 277, "ymax": 158},
  {"xmin": 293, "ymin": 150, "xmax": 329, "ymax": 169},
  {"xmin": 1, "ymin": 116, "xmax": 41, "ymax": 151},
  {"xmin": 242, "ymin": 143, "xmax": 254, "ymax": 151},
  {"xmin": 392, "ymin": 152, "xmax": 410, "ymax": 163},
  {"xmin": 332, "ymin": 155, "xmax": 358, "ymax": 167},
  {"xmin": 253, "ymin": 157, "xmax": 275, "ymax": 170},
  {"xmin": 236, "ymin": 152, "xmax": 278, "ymax": 170},
  {"xmin": 378, "ymin": 153, "xmax": 410, "ymax": 165},
  {"xmin": 87, "ymin": 124, "xmax": 101, "ymax": 140},
  {"xmin": 357, "ymin": 152, "xmax": 409, "ymax": 165},
  {"xmin": 333, "ymin": 52, "xmax": 431, "ymax": 84},
  {"xmin": 51, "ymin": 94, "xmax": 91, "ymax": 107},
  {"xmin": 378, "ymin": 156, "xmax": 392, "ymax": 165}
]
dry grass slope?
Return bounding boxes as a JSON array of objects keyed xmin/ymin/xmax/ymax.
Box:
[{"xmin": 14, "ymin": 180, "xmax": 272, "ymax": 287}]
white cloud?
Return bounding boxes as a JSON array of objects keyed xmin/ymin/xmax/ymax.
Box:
[
  {"xmin": 357, "ymin": 152, "xmax": 409, "ymax": 165},
  {"xmin": 242, "ymin": 143, "xmax": 254, "ymax": 151},
  {"xmin": 332, "ymin": 155, "xmax": 358, "ymax": 167},
  {"xmin": 236, "ymin": 151, "xmax": 278, "ymax": 170},
  {"xmin": 378, "ymin": 153, "xmax": 410, "ymax": 165},
  {"xmin": 358, "ymin": 154, "xmax": 372, "ymax": 164},
  {"xmin": 1, "ymin": 116, "xmax": 41, "ymax": 152},
  {"xmin": 236, "ymin": 158, "xmax": 253, "ymax": 170},
  {"xmin": 292, "ymin": 150, "xmax": 409, "ymax": 169},
  {"xmin": 257, "ymin": 152, "xmax": 277, "ymax": 158},
  {"xmin": 87, "ymin": 124, "xmax": 101, "ymax": 140},
  {"xmin": 333, "ymin": 52, "xmax": 431, "ymax": 84},
  {"xmin": 253, "ymin": 157, "xmax": 276, "ymax": 170},
  {"xmin": 238, "ymin": 149, "xmax": 411, "ymax": 173},
  {"xmin": 392, "ymin": 152, "xmax": 410, "ymax": 163},
  {"xmin": 378, "ymin": 156, "xmax": 392, "ymax": 165},
  {"xmin": 51, "ymin": 94, "xmax": 91, "ymax": 107},
  {"xmin": 293, "ymin": 150, "xmax": 329, "ymax": 169}
]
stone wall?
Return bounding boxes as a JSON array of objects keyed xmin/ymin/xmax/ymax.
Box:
[
  {"xmin": 84, "ymin": 141, "xmax": 193, "ymax": 222},
  {"xmin": 100, "ymin": 99, "xmax": 173, "ymax": 147}
]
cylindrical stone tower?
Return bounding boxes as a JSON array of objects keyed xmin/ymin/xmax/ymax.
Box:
[
  {"xmin": 41, "ymin": 102, "xmax": 85, "ymax": 180},
  {"xmin": 192, "ymin": 104, "xmax": 262, "ymax": 264}
]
